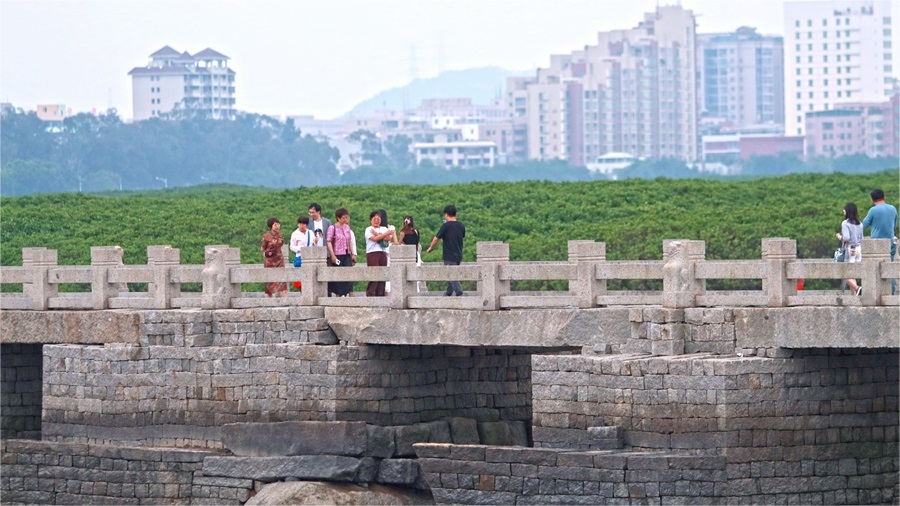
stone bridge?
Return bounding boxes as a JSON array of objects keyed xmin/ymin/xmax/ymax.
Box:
[{"xmin": 0, "ymin": 239, "xmax": 897, "ymax": 504}]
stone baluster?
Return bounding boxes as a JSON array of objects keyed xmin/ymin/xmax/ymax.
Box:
[
  {"xmin": 662, "ymin": 240, "xmax": 705, "ymax": 309},
  {"xmin": 388, "ymin": 244, "xmax": 417, "ymax": 309},
  {"xmin": 90, "ymin": 246, "xmax": 125, "ymax": 310},
  {"xmin": 201, "ymin": 245, "xmax": 241, "ymax": 309},
  {"xmin": 761, "ymin": 238, "xmax": 796, "ymax": 308},
  {"xmin": 22, "ymin": 247, "xmax": 58, "ymax": 311},
  {"xmin": 477, "ymin": 242, "xmax": 509, "ymax": 311},
  {"xmin": 860, "ymin": 238, "xmax": 891, "ymax": 306},
  {"xmin": 568, "ymin": 240, "xmax": 605, "ymax": 309},
  {"xmin": 147, "ymin": 245, "xmax": 180, "ymax": 309},
  {"xmin": 298, "ymin": 246, "xmax": 328, "ymax": 306}
]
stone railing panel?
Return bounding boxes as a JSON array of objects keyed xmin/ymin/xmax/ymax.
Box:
[{"xmin": 3, "ymin": 239, "xmax": 898, "ymax": 311}]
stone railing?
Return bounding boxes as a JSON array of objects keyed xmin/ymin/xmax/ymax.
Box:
[{"xmin": 0, "ymin": 238, "xmax": 897, "ymax": 311}]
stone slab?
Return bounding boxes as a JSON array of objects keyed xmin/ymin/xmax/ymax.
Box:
[
  {"xmin": 323, "ymin": 307, "xmax": 631, "ymax": 348},
  {"xmin": 203, "ymin": 455, "xmax": 361, "ymax": 481},
  {"xmin": 221, "ymin": 421, "xmax": 367, "ymax": 457},
  {"xmin": 0, "ymin": 310, "xmax": 141, "ymax": 344},
  {"xmin": 769, "ymin": 307, "xmax": 900, "ymax": 349}
]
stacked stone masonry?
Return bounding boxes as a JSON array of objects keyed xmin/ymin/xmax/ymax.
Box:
[
  {"xmin": 0, "ymin": 439, "xmax": 250, "ymax": 505},
  {"xmin": 531, "ymin": 349, "xmax": 899, "ymax": 504},
  {"xmin": 1, "ymin": 344, "xmax": 42, "ymax": 440},
  {"xmin": 415, "ymin": 443, "xmax": 729, "ymax": 504},
  {"xmin": 1, "ymin": 306, "xmax": 898, "ymax": 504},
  {"xmin": 38, "ymin": 308, "xmax": 533, "ymax": 448}
]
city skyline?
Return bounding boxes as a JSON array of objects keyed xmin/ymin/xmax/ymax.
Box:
[{"xmin": 4, "ymin": 0, "xmax": 895, "ymax": 121}]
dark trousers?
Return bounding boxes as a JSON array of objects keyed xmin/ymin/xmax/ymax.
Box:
[
  {"xmin": 444, "ymin": 260, "xmax": 462, "ymax": 295},
  {"xmin": 366, "ymin": 251, "xmax": 388, "ymax": 296},
  {"xmin": 329, "ymin": 253, "xmax": 354, "ymax": 296}
]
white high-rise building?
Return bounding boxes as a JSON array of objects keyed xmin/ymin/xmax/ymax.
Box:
[
  {"xmin": 129, "ymin": 46, "xmax": 235, "ymax": 121},
  {"xmin": 783, "ymin": 0, "xmax": 894, "ymax": 136}
]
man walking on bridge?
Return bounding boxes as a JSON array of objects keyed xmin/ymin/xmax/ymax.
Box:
[
  {"xmin": 862, "ymin": 188, "xmax": 898, "ymax": 294},
  {"xmin": 427, "ymin": 205, "xmax": 465, "ymax": 296}
]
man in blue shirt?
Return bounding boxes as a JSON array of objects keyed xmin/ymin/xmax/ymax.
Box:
[{"xmin": 862, "ymin": 188, "xmax": 898, "ymax": 294}]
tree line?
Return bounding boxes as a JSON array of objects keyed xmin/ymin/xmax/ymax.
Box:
[{"xmin": 1, "ymin": 106, "xmax": 895, "ymax": 196}]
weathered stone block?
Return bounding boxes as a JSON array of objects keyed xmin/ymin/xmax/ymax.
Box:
[
  {"xmin": 365, "ymin": 425, "xmax": 395, "ymax": 459},
  {"xmin": 376, "ymin": 459, "xmax": 420, "ymax": 485},
  {"xmin": 202, "ymin": 455, "xmax": 361, "ymax": 482},
  {"xmin": 447, "ymin": 417, "xmax": 480, "ymax": 445},
  {"xmin": 394, "ymin": 424, "xmax": 432, "ymax": 457},
  {"xmin": 221, "ymin": 421, "xmax": 367, "ymax": 457}
]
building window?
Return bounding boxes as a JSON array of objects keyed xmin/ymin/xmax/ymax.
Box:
[{"xmin": 823, "ymin": 43, "xmax": 828, "ymax": 50}]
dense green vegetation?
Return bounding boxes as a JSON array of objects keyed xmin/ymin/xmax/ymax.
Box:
[{"xmin": 2, "ymin": 172, "xmax": 896, "ymax": 276}]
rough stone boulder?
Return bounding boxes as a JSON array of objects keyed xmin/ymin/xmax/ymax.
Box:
[{"xmin": 245, "ymin": 481, "xmax": 433, "ymax": 505}]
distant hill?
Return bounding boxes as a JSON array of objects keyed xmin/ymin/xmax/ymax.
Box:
[{"xmin": 344, "ymin": 67, "xmax": 531, "ymax": 116}]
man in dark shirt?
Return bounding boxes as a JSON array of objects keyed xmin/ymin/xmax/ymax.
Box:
[{"xmin": 427, "ymin": 204, "xmax": 465, "ymax": 296}]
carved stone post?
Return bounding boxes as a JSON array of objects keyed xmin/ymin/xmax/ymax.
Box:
[
  {"xmin": 22, "ymin": 247, "xmax": 58, "ymax": 310},
  {"xmin": 860, "ymin": 238, "xmax": 890, "ymax": 306},
  {"xmin": 388, "ymin": 244, "xmax": 416, "ymax": 309},
  {"xmin": 662, "ymin": 240, "xmax": 704, "ymax": 309},
  {"xmin": 568, "ymin": 240, "xmax": 605, "ymax": 308},
  {"xmin": 91, "ymin": 246, "xmax": 125, "ymax": 310},
  {"xmin": 298, "ymin": 246, "xmax": 328, "ymax": 306},
  {"xmin": 477, "ymin": 242, "xmax": 509, "ymax": 311},
  {"xmin": 201, "ymin": 245, "xmax": 240, "ymax": 309},
  {"xmin": 761, "ymin": 238, "xmax": 796, "ymax": 308},
  {"xmin": 147, "ymin": 245, "xmax": 180, "ymax": 309}
]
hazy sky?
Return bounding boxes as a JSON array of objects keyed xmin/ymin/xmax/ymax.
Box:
[{"xmin": 1, "ymin": 0, "xmax": 896, "ymax": 120}]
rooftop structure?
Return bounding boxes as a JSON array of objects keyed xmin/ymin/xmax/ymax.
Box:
[{"xmin": 128, "ymin": 45, "xmax": 235, "ymax": 121}]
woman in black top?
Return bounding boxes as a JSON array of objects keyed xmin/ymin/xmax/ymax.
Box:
[
  {"xmin": 400, "ymin": 215, "xmax": 426, "ymax": 293},
  {"xmin": 399, "ymin": 215, "xmax": 420, "ymax": 256}
]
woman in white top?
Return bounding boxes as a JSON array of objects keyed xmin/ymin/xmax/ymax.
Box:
[
  {"xmin": 835, "ymin": 202, "xmax": 863, "ymax": 295},
  {"xmin": 289, "ymin": 216, "xmax": 314, "ymax": 267},
  {"xmin": 364, "ymin": 210, "xmax": 394, "ymax": 296}
]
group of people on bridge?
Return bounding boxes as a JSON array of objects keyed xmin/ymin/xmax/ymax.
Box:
[
  {"xmin": 835, "ymin": 188, "xmax": 898, "ymax": 295},
  {"xmin": 260, "ymin": 203, "xmax": 466, "ymax": 298}
]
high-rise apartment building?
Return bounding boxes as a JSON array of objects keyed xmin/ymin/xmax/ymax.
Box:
[
  {"xmin": 513, "ymin": 5, "xmax": 700, "ymax": 165},
  {"xmin": 783, "ymin": 0, "xmax": 894, "ymax": 136},
  {"xmin": 129, "ymin": 46, "xmax": 235, "ymax": 121},
  {"xmin": 697, "ymin": 27, "xmax": 785, "ymax": 130}
]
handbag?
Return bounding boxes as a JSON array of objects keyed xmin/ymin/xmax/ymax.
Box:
[
  {"xmin": 834, "ymin": 248, "xmax": 846, "ymax": 263},
  {"xmin": 378, "ymin": 239, "xmax": 390, "ymax": 249}
]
